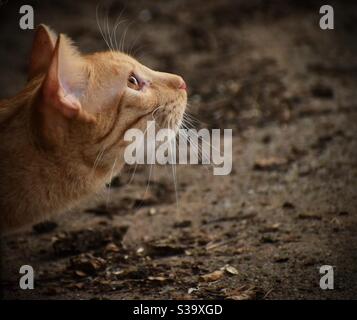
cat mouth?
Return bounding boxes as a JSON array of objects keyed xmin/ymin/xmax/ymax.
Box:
[{"xmin": 154, "ymin": 99, "xmax": 186, "ymax": 132}]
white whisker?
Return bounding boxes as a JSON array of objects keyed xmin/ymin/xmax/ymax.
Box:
[
  {"xmin": 96, "ymin": 4, "xmax": 112, "ymax": 52},
  {"xmin": 112, "ymin": 13, "xmax": 126, "ymax": 52},
  {"xmin": 168, "ymin": 122, "xmax": 180, "ymax": 216},
  {"xmin": 106, "ymin": 155, "xmax": 118, "ymax": 207},
  {"xmin": 91, "ymin": 145, "xmax": 106, "ymax": 177},
  {"xmin": 105, "ymin": 8, "xmax": 114, "ymax": 51}
]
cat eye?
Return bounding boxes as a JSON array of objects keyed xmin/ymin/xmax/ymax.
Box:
[{"xmin": 128, "ymin": 74, "xmax": 140, "ymax": 90}]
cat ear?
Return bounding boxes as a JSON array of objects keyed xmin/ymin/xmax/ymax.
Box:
[
  {"xmin": 29, "ymin": 24, "xmax": 57, "ymax": 80},
  {"xmin": 42, "ymin": 34, "xmax": 87, "ymax": 119}
]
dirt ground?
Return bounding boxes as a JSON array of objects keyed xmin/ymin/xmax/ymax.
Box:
[{"xmin": 1, "ymin": 0, "xmax": 357, "ymax": 299}]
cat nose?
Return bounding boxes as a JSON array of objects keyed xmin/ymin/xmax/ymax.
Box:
[
  {"xmin": 173, "ymin": 76, "xmax": 186, "ymax": 90},
  {"xmin": 178, "ymin": 78, "xmax": 187, "ymax": 90},
  {"xmin": 159, "ymin": 72, "xmax": 187, "ymax": 90}
]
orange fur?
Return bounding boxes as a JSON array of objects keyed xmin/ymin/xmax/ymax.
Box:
[{"xmin": 0, "ymin": 25, "xmax": 187, "ymax": 233}]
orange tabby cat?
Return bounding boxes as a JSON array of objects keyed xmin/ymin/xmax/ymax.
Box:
[{"xmin": 0, "ymin": 24, "xmax": 187, "ymax": 233}]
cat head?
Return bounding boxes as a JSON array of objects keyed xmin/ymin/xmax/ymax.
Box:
[{"xmin": 29, "ymin": 24, "xmax": 187, "ymax": 174}]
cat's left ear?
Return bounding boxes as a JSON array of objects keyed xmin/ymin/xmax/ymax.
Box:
[{"xmin": 42, "ymin": 34, "xmax": 90, "ymax": 120}]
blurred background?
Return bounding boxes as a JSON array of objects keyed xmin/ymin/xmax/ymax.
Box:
[{"xmin": 1, "ymin": 0, "xmax": 357, "ymax": 299}]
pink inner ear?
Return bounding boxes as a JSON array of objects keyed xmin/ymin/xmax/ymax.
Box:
[
  {"xmin": 43, "ymin": 78, "xmax": 81, "ymax": 119},
  {"xmin": 42, "ymin": 35, "xmax": 82, "ymax": 119},
  {"xmin": 57, "ymin": 86, "xmax": 81, "ymax": 118}
]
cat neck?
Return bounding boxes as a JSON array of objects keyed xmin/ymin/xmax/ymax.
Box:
[{"xmin": 0, "ymin": 80, "xmax": 106, "ymax": 230}]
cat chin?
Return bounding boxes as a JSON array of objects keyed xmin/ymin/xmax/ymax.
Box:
[{"xmin": 173, "ymin": 118, "xmax": 184, "ymax": 132}]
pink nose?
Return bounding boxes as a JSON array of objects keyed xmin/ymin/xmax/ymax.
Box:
[{"xmin": 178, "ymin": 79, "xmax": 187, "ymax": 90}]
